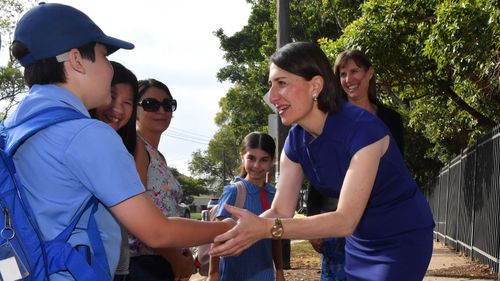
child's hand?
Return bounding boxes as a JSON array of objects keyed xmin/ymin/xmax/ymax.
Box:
[{"xmin": 210, "ymin": 204, "xmax": 269, "ymax": 257}]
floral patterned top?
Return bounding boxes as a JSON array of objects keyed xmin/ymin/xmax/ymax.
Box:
[{"xmin": 129, "ymin": 133, "xmax": 184, "ymax": 256}]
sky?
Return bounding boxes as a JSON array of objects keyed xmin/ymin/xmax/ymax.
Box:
[{"xmin": 1, "ymin": 0, "xmax": 252, "ymax": 176}]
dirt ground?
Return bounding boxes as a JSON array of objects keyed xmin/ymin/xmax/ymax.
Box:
[
  {"xmin": 192, "ymin": 241, "xmax": 497, "ymax": 281},
  {"xmin": 284, "ymin": 241, "xmax": 497, "ymax": 281},
  {"xmin": 426, "ymin": 262, "xmax": 496, "ymax": 279},
  {"xmin": 284, "ymin": 241, "xmax": 321, "ymax": 280}
]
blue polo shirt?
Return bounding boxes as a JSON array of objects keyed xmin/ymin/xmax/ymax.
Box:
[{"xmin": 3, "ymin": 84, "xmax": 144, "ymax": 280}]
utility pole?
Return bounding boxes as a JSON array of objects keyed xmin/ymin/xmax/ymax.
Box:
[
  {"xmin": 277, "ymin": 0, "xmax": 289, "ymax": 49},
  {"xmin": 274, "ymin": 0, "xmax": 290, "ymax": 182},
  {"xmin": 275, "ymin": 0, "xmax": 291, "ymax": 270}
]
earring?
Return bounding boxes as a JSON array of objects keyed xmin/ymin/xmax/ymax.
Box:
[{"xmin": 313, "ymin": 95, "xmax": 318, "ymax": 101}]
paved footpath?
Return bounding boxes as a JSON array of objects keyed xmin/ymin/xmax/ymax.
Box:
[
  {"xmin": 190, "ymin": 240, "xmax": 495, "ymax": 281},
  {"xmin": 424, "ymin": 241, "xmax": 495, "ymax": 281}
]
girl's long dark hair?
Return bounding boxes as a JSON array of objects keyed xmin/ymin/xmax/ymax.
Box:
[
  {"xmin": 89, "ymin": 61, "xmax": 138, "ymax": 154},
  {"xmin": 113, "ymin": 61, "xmax": 139, "ymax": 154},
  {"xmin": 238, "ymin": 132, "xmax": 276, "ymax": 178}
]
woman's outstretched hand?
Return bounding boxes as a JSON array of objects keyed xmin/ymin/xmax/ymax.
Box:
[{"xmin": 209, "ymin": 204, "xmax": 270, "ymax": 257}]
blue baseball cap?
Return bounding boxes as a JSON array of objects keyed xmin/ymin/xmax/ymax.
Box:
[{"xmin": 13, "ymin": 2, "xmax": 134, "ymax": 67}]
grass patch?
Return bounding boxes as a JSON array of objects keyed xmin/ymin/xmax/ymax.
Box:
[
  {"xmin": 290, "ymin": 240, "xmax": 321, "ymax": 269},
  {"xmin": 191, "ymin": 212, "xmax": 202, "ymax": 220}
]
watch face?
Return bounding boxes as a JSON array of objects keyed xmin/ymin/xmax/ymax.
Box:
[
  {"xmin": 271, "ymin": 219, "xmax": 283, "ymax": 239},
  {"xmin": 272, "ymin": 227, "xmax": 283, "ymax": 237}
]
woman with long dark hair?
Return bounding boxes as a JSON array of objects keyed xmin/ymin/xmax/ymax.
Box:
[{"xmin": 212, "ymin": 42, "xmax": 434, "ymax": 281}]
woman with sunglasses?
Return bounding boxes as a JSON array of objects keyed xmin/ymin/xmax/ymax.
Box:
[{"xmin": 130, "ymin": 78, "xmax": 193, "ymax": 281}]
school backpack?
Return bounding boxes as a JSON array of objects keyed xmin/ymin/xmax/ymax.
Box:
[
  {"xmin": 194, "ymin": 181, "xmax": 247, "ymax": 276},
  {"xmin": 0, "ymin": 107, "xmax": 112, "ymax": 281}
]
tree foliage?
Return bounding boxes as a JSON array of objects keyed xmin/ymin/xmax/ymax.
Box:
[
  {"xmin": 193, "ymin": 0, "xmax": 499, "ymax": 187},
  {"xmin": 321, "ymin": 0, "xmax": 499, "ymax": 169},
  {"xmin": 0, "ymin": 60, "xmax": 25, "ymax": 118},
  {"xmin": 189, "ymin": 120, "xmax": 242, "ymax": 194},
  {"xmin": 170, "ymin": 167, "xmax": 209, "ymax": 204},
  {"xmin": 0, "ymin": 0, "xmax": 26, "ymax": 40},
  {"xmin": 189, "ymin": 0, "xmax": 347, "ymax": 188},
  {"xmin": 0, "ymin": 0, "xmax": 35, "ymax": 118}
]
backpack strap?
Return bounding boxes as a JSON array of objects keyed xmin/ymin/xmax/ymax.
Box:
[
  {"xmin": 234, "ymin": 181, "xmax": 247, "ymax": 210},
  {"xmin": 45, "ymin": 197, "xmax": 111, "ymax": 280},
  {"xmin": 2, "ymin": 106, "xmax": 88, "ymax": 156},
  {"xmin": 2, "ymin": 107, "xmax": 112, "ymax": 280},
  {"xmin": 85, "ymin": 205, "xmax": 111, "ymax": 278},
  {"xmin": 227, "ymin": 181, "xmax": 247, "ymax": 221},
  {"xmin": 2, "ymin": 106, "xmax": 89, "ymax": 224},
  {"xmin": 46, "ymin": 198, "xmax": 111, "ymax": 280},
  {"xmin": 208, "ymin": 181, "xmax": 247, "ymax": 221}
]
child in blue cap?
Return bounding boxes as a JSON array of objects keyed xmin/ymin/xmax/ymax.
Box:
[{"xmin": 5, "ymin": 3, "xmax": 234, "ymax": 280}]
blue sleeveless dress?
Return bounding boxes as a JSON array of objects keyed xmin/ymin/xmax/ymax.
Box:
[{"xmin": 284, "ymin": 101, "xmax": 434, "ymax": 280}]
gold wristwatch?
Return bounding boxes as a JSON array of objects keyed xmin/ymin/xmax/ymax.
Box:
[{"xmin": 271, "ymin": 218, "xmax": 284, "ymax": 239}]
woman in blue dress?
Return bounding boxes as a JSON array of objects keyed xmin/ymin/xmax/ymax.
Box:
[{"xmin": 211, "ymin": 42, "xmax": 435, "ymax": 281}]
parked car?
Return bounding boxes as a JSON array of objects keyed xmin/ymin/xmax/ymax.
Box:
[
  {"xmin": 207, "ymin": 198, "xmax": 219, "ymax": 210},
  {"xmin": 178, "ymin": 202, "xmax": 191, "ymax": 218},
  {"xmin": 201, "ymin": 198, "xmax": 219, "ymax": 221}
]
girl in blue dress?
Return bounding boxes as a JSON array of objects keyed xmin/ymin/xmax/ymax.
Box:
[
  {"xmin": 211, "ymin": 42, "xmax": 435, "ymax": 281},
  {"xmin": 208, "ymin": 132, "xmax": 285, "ymax": 281}
]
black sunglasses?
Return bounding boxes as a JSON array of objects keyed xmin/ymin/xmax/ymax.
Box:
[{"xmin": 138, "ymin": 98, "xmax": 177, "ymax": 112}]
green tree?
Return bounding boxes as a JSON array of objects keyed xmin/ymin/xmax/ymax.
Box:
[
  {"xmin": 0, "ymin": 0, "xmax": 35, "ymax": 118},
  {"xmin": 321, "ymin": 0, "xmax": 499, "ymax": 178},
  {"xmin": 189, "ymin": 0, "xmax": 347, "ymax": 183},
  {"xmin": 170, "ymin": 167, "xmax": 209, "ymax": 204},
  {"xmin": 189, "ymin": 124, "xmax": 241, "ymax": 195},
  {"xmin": 0, "ymin": 0, "xmax": 26, "ymax": 40},
  {"xmin": 0, "ymin": 60, "xmax": 25, "ymax": 118},
  {"xmin": 191, "ymin": 0, "xmax": 499, "ymax": 186}
]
